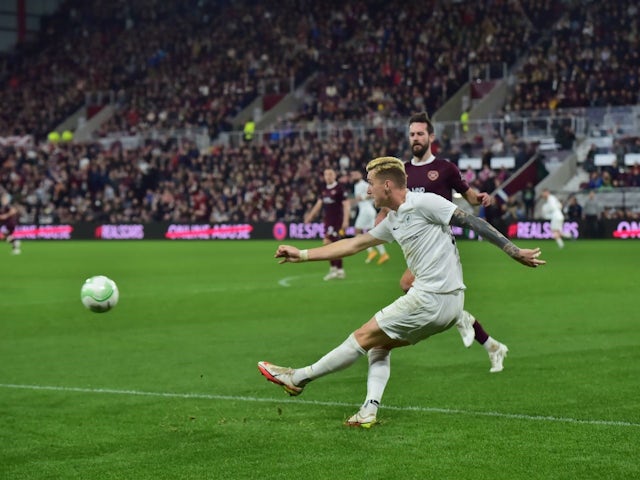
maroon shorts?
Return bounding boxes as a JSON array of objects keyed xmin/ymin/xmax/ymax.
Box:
[{"xmin": 324, "ymin": 224, "xmax": 343, "ymax": 243}]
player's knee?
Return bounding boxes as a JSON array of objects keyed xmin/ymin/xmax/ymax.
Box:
[{"xmin": 399, "ymin": 273, "xmax": 414, "ymax": 293}]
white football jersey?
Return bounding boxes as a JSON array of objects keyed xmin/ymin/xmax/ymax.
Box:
[
  {"xmin": 353, "ymin": 179, "xmax": 376, "ymax": 215},
  {"xmin": 368, "ymin": 191, "xmax": 465, "ymax": 293},
  {"xmin": 542, "ymin": 194, "xmax": 564, "ymax": 221}
]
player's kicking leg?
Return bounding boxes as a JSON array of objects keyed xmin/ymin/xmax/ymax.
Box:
[{"xmin": 257, "ymin": 361, "xmax": 305, "ymax": 396}]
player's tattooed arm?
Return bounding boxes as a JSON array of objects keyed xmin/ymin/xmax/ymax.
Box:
[{"xmin": 449, "ymin": 208, "xmax": 520, "ymax": 258}]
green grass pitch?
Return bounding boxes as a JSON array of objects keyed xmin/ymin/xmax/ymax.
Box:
[{"xmin": 1, "ymin": 239, "xmax": 639, "ymax": 479}]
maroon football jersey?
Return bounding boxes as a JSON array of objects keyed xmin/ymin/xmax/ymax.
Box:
[
  {"xmin": 405, "ymin": 157, "xmax": 470, "ymax": 201},
  {"xmin": 0, "ymin": 204, "xmax": 17, "ymax": 230},
  {"xmin": 320, "ymin": 182, "xmax": 348, "ymax": 228}
]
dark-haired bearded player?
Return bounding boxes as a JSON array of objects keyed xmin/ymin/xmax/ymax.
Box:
[{"xmin": 378, "ymin": 112, "xmax": 508, "ymax": 372}]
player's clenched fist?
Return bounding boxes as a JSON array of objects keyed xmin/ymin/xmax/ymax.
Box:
[{"xmin": 275, "ymin": 245, "xmax": 307, "ymax": 264}]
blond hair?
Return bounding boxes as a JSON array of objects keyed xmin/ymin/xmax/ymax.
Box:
[{"xmin": 366, "ymin": 156, "xmax": 407, "ymax": 188}]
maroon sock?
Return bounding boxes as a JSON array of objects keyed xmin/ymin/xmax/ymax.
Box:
[{"xmin": 473, "ymin": 320, "xmax": 489, "ymax": 345}]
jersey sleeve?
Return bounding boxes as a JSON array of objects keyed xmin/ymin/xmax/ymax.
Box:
[
  {"xmin": 367, "ymin": 216, "xmax": 394, "ymax": 243},
  {"xmin": 416, "ymin": 192, "xmax": 458, "ymax": 226},
  {"xmin": 447, "ymin": 162, "xmax": 471, "ymax": 195},
  {"xmin": 340, "ymin": 184, "xmax": 349, "ymax": 201}
]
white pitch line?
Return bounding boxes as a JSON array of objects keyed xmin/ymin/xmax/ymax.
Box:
[
  {"xmin": 1, "ymin": 383, "xmax": 638, "ymax": 428},
  {"xmin": 278, "ymin": 275, "xmax": 311, "ymax": 287},
  {"xmin": 278, "ymin": 275, "xmax": 390, "ymax": 287}
]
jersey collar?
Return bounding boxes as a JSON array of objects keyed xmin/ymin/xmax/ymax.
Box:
[{"xmin": 411, "ymin": 154, "xmax": 435, "ymax": 166}]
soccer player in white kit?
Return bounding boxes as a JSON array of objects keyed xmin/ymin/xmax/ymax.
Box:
[
  {"xmin": 258, "ymin": 157, "xmax": 545, "ymax": 428},
  {"xmin": 350, "ymin": 170, "xmax": 389, "ymax": 264},
  {"xmin": 541, "ymin": 188, "xmax": 572, "ymax": 248}
]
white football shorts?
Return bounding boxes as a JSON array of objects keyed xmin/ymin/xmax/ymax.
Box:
[
  {"xmin": 374, "ymin": 288, "xmax": 465, "ymax": 344},
  {"xmin": 550, "ymin": 216, "xmax": 564, "ymax": 232}
]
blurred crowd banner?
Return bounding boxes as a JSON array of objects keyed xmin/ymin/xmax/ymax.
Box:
[{"xmin": 4, "ymin": 221, "xmax": 640, "ymax": 241}]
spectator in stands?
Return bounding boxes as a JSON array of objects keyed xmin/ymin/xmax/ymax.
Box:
[
  {"xmin": 460, "ymin": 108, "xmax": 470, "ymax": 134},
  {"xmin": 338, "ymin": 152, "xmax": 351, "ymax": 174},
  {"xmin": 521, "ymin": 182, "xmax": 536, "ymax": 219},
  {"xmin": 599, "ymin": 171, "xmax": 615, "ymax": 191},
  {"xmin": 460, "ymin": 137, "xmax": 474, "ymax": 158},
  {"xmin": 629, "ymin": 164, "xmax": 640, "ymax": 187},
  {"xmin": 439, "ymin": 131, "xmax": 452, "ymax": 156},
  {"xmin": 582, "ymin": 190, "xmax": 602, "ymax": 238},
  {"xmin": 513, "ymin": 143, "xmax": 529, "ymax": 170},
  {"xmin": 495, "ymin": 166, "xmax": 510, "ymax": 184},
  {"xmin": 477, "ymin": 164, "xmax": 495, "ymax": 191},
  {"xmin": 189, "ymin": 184, "xmax": 210, "ymax": 222},
  {"xmin": 490, "ymin": 135, "xmax": 505, "ymax": 156},
  {"xmin": 555, "ymin": 125, "xmax": 576, "ymax": 150},
  {"xmin": 243, "ymin": 120, "xmax": 256, "ymax": 142},
  {"xmin": 463, "ymin": 166, "xmax": 476, "ymax": 186},
  {"xmin": 582, "ymin": 145, "xmax": 598, "ymax": 173},
  {"xmin": 565, "ymin": 196, "xmax": 582, "ymax": 222},
  {"xmin": 586, "ymin": 171, "xmax": 603, "ymax": 190},
  {"xmin": 501, "ymin": 195, "xmax": 524, "ymax": 228}
]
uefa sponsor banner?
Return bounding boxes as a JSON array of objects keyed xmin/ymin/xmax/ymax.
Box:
[
  {"xmin": 165, "ymin": 223, "xmax": 254, "ymax": 240},
  {"xmin": 6, "ymin": 220, "xmax": 639, "ymax": 240},
  {"xmin": 273, "ymin": 222, "xmax": 357, "ymax": 240},
  {"xmin": 611, "ymin": 220, "xmax": 640, "ymax": 239},
  {"xmin": 12, "ymin": 224, "xmax": 74, "ymax": 240},
  {"xmin": 506, "ymin": 221, "xmax": 580, "ymax": 240},
  {"xmin": 271, "ymin": 223, "xmax": 480, "ymax": 240},
  {"xmin": 95, "ymin": 224, "xmax": 145, "ymax": 239},
  {"xmin": 93, "ymin": 223, "xmax": 261, "ymax": 240}
]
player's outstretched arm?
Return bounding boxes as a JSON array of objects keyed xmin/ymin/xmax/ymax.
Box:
[
  {"xmin": 449, "ymin": 208, "xmax": 546, "ymax": 268},
  {"xmin": 463, "ymin": 189, "xmax": 492, "ymax": 207},
  {"xmin": 0, "ymin": 205, "xmax": 16, "ymax": 220},
  {"xmin": 304, "ymin": 199, "xmax": 322, "ymax": 224},
  {"xmin": 275, "ymin": 233, "xmax": 382, "ymax": 264}
]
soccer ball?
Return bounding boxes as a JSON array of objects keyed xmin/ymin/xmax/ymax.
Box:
[{"xmin": 80, "ymin": 275, "xmax": 119, "ymax": 313}]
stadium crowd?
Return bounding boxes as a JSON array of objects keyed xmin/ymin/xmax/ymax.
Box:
[
  {"xmin": 0, "ymin": 129, "xmax": 410, "ymax": 225},
  {"xmin": 279, "ymin": 0, "xmax": 544, "ymax": 125},
  {"xmin": 506, "ymin": 0, "xmax": 640, "ymax": 112},
  {"xmin": 1, "ymin": 0, "xmax": 565, "ymax": 141},
  {"xmin": 1, "ymin": 0, "xmax": 639, "ymax": 227},
  {"xmin": 1, "ymin": 0, "xmax": 344, "ymax": 140},
  {"xmin": 580, "ymin": 136, "xmax": 640, "ymax": 188}
]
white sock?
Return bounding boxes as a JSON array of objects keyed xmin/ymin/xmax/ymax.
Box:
[
  {"xmin": 376, "ymin": 245, "xmax": 386, "ymax": 255},
  {"xmin": 483, "ymin": 336, "xmax": 500, "ymax": 352},
  {"xmin": 556, "ymin": 237, "xmax": 565, "ymax": 248},
  {"xmin": 293, "ymin": 333, "xmax": 366, "ymax": 385},
  {"xmin": 366, "ymin": 247, "xmax": 374, "ymax": 254},
  {"xmin": 363, "ymin": 348, "xmax": 390, "ymax": 413}
]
